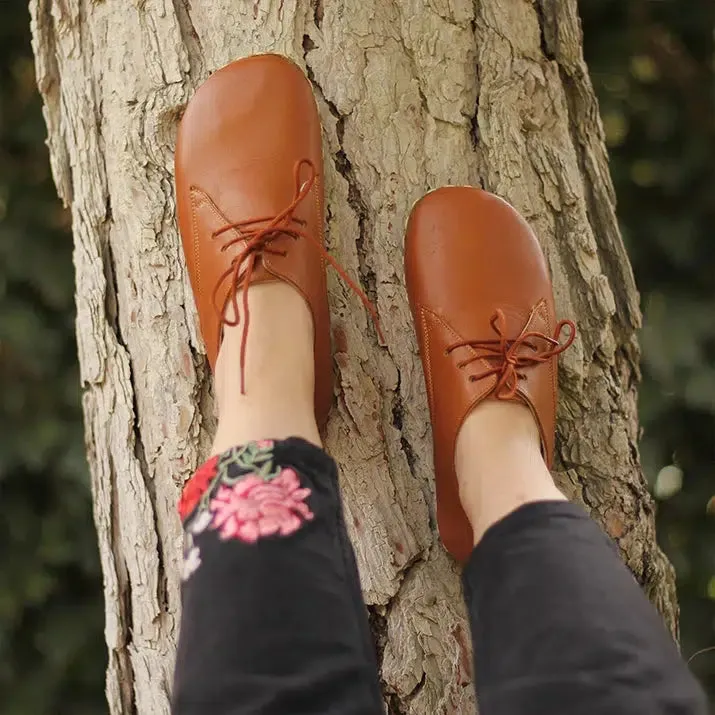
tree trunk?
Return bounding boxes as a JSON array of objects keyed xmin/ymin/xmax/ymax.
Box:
[{"xmin": 30, "ymin": 0, "xmax": 678, "ymax": 712}]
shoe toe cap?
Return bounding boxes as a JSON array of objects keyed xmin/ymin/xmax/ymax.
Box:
[{"xmin": 405, "ymin": 186, "xmax": 551, "ymax": 317}]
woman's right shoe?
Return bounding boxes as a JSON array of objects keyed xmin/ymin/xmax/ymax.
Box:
[{"xmin": 404, "ymin": 187, "xmax": 575, "ymax": 562}]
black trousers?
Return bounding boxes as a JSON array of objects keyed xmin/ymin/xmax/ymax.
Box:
[{"xmin": 172, "ymin": 438, "xmax": 707, "ymax": 714}]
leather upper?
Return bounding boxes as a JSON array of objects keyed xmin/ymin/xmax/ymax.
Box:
[
  {"xmin": 175, "ymin": 54, "xmax": 333, "ymax": 425},
  {"xmin": 405, "ymin": 187, "xmax": 573, "ymax": 562}
]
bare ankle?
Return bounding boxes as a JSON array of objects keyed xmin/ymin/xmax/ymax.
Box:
[
  {"xmin": 212, "ymin": 282, "xmax": 321, "ymax": 453},
  {"xmin": 211, "ymin": 399, "xmax": 321, "ymax": 455},
  {"xmin": 455, "ymin": 401, "xmax": 566, "ymax": 544}
]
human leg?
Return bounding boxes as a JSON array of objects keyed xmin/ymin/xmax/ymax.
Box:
[
  {"xmin": 458, "ymin": 402, "xmax": 707, "ymax": 715},
  {"xmin": 172, "ymin": 431, "xmax": 383, "ymax": 715},
  {"xmin": 172, "ymin": 54, "xmax": 383, "ymax": 715},
  {"xmin": 405, "ymin": 187, "xmax": 707, "ymax": 714}
]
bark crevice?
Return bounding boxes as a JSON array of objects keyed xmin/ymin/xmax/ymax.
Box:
[
  {"xmin": 109, "ymin": 457, "xmax": 138, "ymax": 715},
  {"xmin": 171, "ymin": 0, "xmax": 205, "ymax": 82}
]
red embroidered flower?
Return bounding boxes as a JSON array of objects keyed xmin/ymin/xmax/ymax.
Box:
[
  {"xmin": 209, "ymin": 467, "xmax": 314, "ymax": 543},
  {"xmin": 178, "ymin": 455, "xmax": 220, "ymax": 521}
]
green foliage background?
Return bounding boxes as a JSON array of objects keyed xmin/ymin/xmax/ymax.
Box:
[
  {"xmin": 0, "ymin": 0, "xmax": 712, "ymax": 712},
  {"xmin": 581, "ymin": 0, "xmax": 715, "ymax": 692},
  {"xmin": 0, "ymin": 3, "xmax": 106, "ymax": 715}
]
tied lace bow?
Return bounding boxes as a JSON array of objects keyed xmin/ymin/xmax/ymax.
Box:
[
  {"xmin": 210, "ymin": 158, "xmax": 384, "ymax": 393},
  {"xmin": 446, "ymin": 308, "xmax": 576, "ymax": 399}
]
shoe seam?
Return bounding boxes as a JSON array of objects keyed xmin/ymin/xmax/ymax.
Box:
[
  {"xmin": 190, "ymin": 186, "xmax": 246, "ymax": 304},
  {"xmin": 419, "ymin": 305, "xmax": 436, "ymax": 415},
  {"xmin": 314, "ymin": 172, "xmax": 327, "ymax": 277},
  {"xmin": 190, "ymin": 189, "xmax": 202, "ymax": 299},
  {"xmin": 418, "ymin": 306, "xmax": 495, "ymax": 413},
  {"xmin": 530, "ymin": 298, "xmax": 557, "ymax": 465}
]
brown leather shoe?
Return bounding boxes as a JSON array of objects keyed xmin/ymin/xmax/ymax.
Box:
[
  {"xmin": 404, "ymin": 187, "xmax": 575, "ymax": 562},
  {"xmin": 175, "ymin": 54, "xmax": 379, "ymax": 427}
]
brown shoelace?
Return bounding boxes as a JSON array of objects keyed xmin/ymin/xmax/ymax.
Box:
[
  {"xmin": 210, "ymin": 158, "xmax": 384, "ymax": 394},
  {"xmin": 446, "ymin": 308, "xmax": 576, "ymax": 399}
]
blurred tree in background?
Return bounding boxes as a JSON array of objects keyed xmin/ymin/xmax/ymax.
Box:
[
  {"xmin": 0, "ymin": 0, "xmax": 712, "ymax": 713},
  {"xmin": 0, "ymin": 2, "xmax": 105, "ymax": 714}
]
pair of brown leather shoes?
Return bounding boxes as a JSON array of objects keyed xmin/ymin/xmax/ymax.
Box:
[{"xmin": 176, "ymin": 55, "xmax": 575, "ymax": 564}]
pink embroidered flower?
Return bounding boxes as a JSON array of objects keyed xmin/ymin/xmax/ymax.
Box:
[
  {"xmin": 256, "ymin": 439, "xmax": 274, "ymax": 449},
  {"xmin": 178, "ymin": 455, "xmax": 220, "ymax": 521},
  {"xmin": 209, "ymin": 468, "xmax": 314, "ymax": 543}
]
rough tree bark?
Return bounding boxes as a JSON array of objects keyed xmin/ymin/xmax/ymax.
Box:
[{"xmin": 30, "ymin": 0, "xmax": 678, "ymax": 713}]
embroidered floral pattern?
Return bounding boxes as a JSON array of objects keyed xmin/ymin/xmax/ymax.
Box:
[
  {"xmin": 210, "ymin": 468, "xmax": 314, "ymax": 542},
  {"xmin": 178, "ymin": 440, "xmax": 314, "ymax": 581},
  {"xmin": 178, "ymin": 455, "xmax": 219, "ymax": 521},
  {"xmin": 182, "ymin": 545, "xmax": 202, "ymax": 581}
]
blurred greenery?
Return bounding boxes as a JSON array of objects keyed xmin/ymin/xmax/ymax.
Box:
[
  {"xmin": 581, "ymin": 0, "xmax": 715, "ymax": 694},
  {"xmin": 0, "ymin": 0, "xmax": 712, "ymax": 712},
  {"xmin": 0, "ymin": 2, "xmax": 106, "ymax": 715}
]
